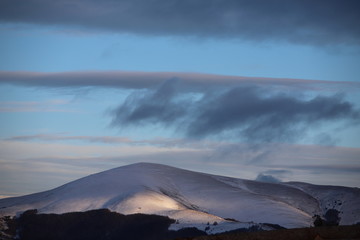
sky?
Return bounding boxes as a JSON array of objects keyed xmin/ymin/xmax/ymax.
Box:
[{"xmin": 0, "ymin": 0, "xmax": 360, "ymax": 197}]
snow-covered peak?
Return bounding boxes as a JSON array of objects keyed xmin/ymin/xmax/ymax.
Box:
[{"xmin": 1, "ymin": 162, "xmax": 359, "ymax": 232}]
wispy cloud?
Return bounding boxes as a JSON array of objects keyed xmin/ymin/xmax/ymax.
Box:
[
  {"xmin": 1, "ymin": 71, "xmax": 359, "ymax": 92},
  {"xmin": 4, "ymin": 134, "xmax": 360, "ymax": 169},
  {"xmin": 1, "ymin": 0, "xmax": 359, "ymax": 46},
  {"xmin": 4, "ymin": 133, "xmax": 218, "ymax": 149},
  {"xmin": 0, "ymin": 100, "xmax": 77, "ymax": 112},
  {"xmin": 5, "ymin": 134, "xmax": 132, "ymax": 144},
  {"xmin": 288, "ymin": 164, "xmax": 360, "ymax": 174}
]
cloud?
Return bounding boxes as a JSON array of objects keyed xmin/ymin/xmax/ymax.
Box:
[
  {"xmin": 4, "ymin": 133, "xmax": 214, "ymax": 149},
  {"xmin": 111, "ymin": 81, "xmax": 360, "ymax": 143},
  {"xmin": 255, "ymin": 174, "xmax": 281, "ymax": 183},
  {"xmin": 111, "ymin": 78, "xmax": 188, "ymax": 126},
  {"xmin": 1, "ymin": 70, "xmax": 358, "ymax": 144},
  {"xmin": 5, "ymin": 134, "xmax": 132, "ymax": 144},
  {"xmin": 2, "ymin": 70, "xmax": 357, "ymax": 92},
  {"xmin": 1, "ymin": 0, "xmax": 359, "ymax": 46},
  {"xmin": 255, "ymin": 169, "xmax": 292, "ymax": 183},
  {"xmin": 0, "ymin": 100, "xmax": 76, "ymax": 112},
  {"xmin": 187, "ymin": 87, "xmax": 359, "ymax": 142},
  {"xmin": 2, "ymin": 134, "xmax": 219, "ymax": 149},
  {"xmin": 290, "ymin": 165, "xmax": 360, "ymax": 174}
]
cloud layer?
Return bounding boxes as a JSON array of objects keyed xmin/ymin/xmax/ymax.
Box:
[
  {"xmin": 1, "ymin": 70, "xmax": 359, "ymax": 144},
  {"xmin": 1, "ymin": 0, "xmax": 360, "ymax": 46},
  {"xmin": 1, "ymin": 71, "xmax": 357, "ymax": 91}
]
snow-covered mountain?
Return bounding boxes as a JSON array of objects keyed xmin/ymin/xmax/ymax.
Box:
[{"xmin": 0, "ymin": 163, "xmax": 359, "ymax": 233}]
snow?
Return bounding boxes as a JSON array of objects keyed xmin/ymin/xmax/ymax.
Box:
[
  {"xmin": 284, "ymin": 182, "xmax": 360, "ymax": 226},
  {"xmin": 0, "ymin": 162, "xmax": 359, "ymax": 233}
]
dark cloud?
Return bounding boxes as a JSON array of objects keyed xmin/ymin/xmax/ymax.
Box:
[
  {"xmin": 187, "ymin": 87, "xmax": 359, "ymax": 142},
  {"xmin": 111, "ymin": 78, "xmax": 189, "ymax": 126},
  {"xmin": 111, "ymin": 81, "xmax": 360, "ymax": 143},
  {"xmin": 1, "ymin": 0, "xmax": 360, "ymax": 46}
]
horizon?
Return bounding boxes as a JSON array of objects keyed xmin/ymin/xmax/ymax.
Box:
[{"xmin": 1, "ymin": 0, "xmax": 360, "ymax": 197}]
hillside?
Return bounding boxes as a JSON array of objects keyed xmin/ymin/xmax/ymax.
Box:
[{"xmin": 1, "ymin": 162, "xmax": 359, "ymax": 234}]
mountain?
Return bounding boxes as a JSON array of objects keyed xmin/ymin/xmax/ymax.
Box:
[{"xmin": 0, "ymin": 163, "xmax": 359, "ymax": 234}]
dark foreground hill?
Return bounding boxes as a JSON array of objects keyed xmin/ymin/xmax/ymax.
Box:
[
  {"xmin": 1, "ymin": 209, "xmax": 359, "ymax": 240},
  {"xmin": 0, "ymin": 209, "xmax": 206, "ymax": 240}
]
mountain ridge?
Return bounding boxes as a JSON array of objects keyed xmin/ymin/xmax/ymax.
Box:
[{"xmin": 1, "ymin": 162, "xmax": 359, "ymax": 233}]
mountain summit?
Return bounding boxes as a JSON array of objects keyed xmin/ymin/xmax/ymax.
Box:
[{"xmin": 1, "ymin": 162, "xmax": 359, "ymax": 232}]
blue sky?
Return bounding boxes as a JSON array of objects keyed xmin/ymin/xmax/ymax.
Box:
[
  {"xmin": 1, "ymin": 24, "xmax": 360, "ymax": 81},
  {"xmin": 0, "ymin": 0, "xmax": 360, "ymax": 197}
]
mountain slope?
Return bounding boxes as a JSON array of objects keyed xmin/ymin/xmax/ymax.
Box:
[{"xmin": 1, "ymin": 163, "xmax": 359, "ymax": 232}]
